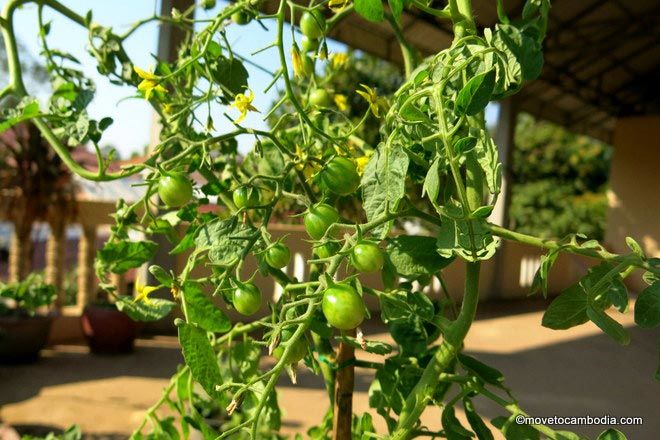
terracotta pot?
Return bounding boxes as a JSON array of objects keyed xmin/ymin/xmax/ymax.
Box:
[
  {"xmin": 0, "ymin": 314, "xmax": 53, "ymax": 364},
  {"xmin": 81, "ymin": 304, "xmax": 140, "ymax": 354}
]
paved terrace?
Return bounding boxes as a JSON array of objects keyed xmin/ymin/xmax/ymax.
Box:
[{"xmin": 1, "ymin": 300, "xmax": 658, "ymax": 439}]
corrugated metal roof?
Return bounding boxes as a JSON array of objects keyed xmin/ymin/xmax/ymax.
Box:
[{"xmin": 262, "ymin": 0, "xmax": 660, "ymax": 142}]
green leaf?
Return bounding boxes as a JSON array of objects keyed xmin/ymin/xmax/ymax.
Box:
[
  {"xmin": 361, "ymin": 141, "xmax": 409, "ymax": 237},
  {"xmin": 597, "ymin": 429, "xmax": 627, "ymax": 440},
  {"xmin": 386, "ymin": 235, "xmax": 454, "ymax": 279},
  {"xmin": 334, "ymin": 335, "xmax": 393, "ymax": 355},
  {"xmin": 355, "ymin": 0, "xmax": 384, "ymax": 22},
  {"xmin": 388, "ymin": 0, "xmax": 404, "ymax": 22},
  {"xmin": 455, "ymin": 69, "xmax": 496, "ymax": 116},
  {"xmin": 475, "ymin": 131, "xmax": 502, "ymax": 196},
  {"xmin": 178, "ymin": 323, "xmax": 222, "ymax": 398},
  {"xmin": 400, "ymin": 103, "xmax": 428, "ymax": 123},
  {"xmin": 230, "ymin": 340, "xmax": 262, "ymax": 379},
  {"xmin": 423, "ymin": 157, "xmax": 442, "ymax": 204},
  {"xmin": 634, "ymin": 282, "xmax": 660, "ymax": 328},
  {"xmin": 182, "ymin": 281, "xmax": 231, "ymax": 333},
  {"xmin": 471, "ymin": 205, "xmax": 494, "ymax": 219},
  {"xmin": 586, "ymin": 306, "xmax": 630, "ymax": 345},
  {"xmin": 212, "ymin": 57, "xmax": 249, "ymax": 98},
  {"xmin": 436, "ymin": 216, "xmax": 499, "ymax": 262},
  {"xmin": 625, "ymin": 236, "xmax": 645, "ymax": 258},
  {"xmin": 454, "ymin": 136, "xmax": 478, "ymax": 155},
  {"xmin": 380, "ymin": 290, "xmax": 435, "ymax": 323},
  {"xmin": 97, "ymin": 240, "xmax": 158, "ymax": 274},
  {"xmin": 195, "ymin": 217, "xmax": 257, "ymax": 266},
  {"xmin": 457, "ymin": 354, "xmax": 505, "ymax": 386},
  {"xmin": 531, "ymin": 249, "xmax": 559, "ymax": 296},
  {"xmin": 149, "ymin": 265, "xmax": 173, "ymax": 287},
  {"xmin": 442, "ymin": 405, "xmax": 473, "ymax": 439},
  {"xmin": 542, "ymin": 283, "xmax": 589, "ymax": 330},
  {"xmin": 115, "ymin": 296, "xmax": 175, "ymax": 322},
  {"xmin": 463, "ymin": 399, "xmax": 494, "ymax": 440},
  {"xmin": 0, "ymin": 99, "xmax": 41, "ymax": 132}
]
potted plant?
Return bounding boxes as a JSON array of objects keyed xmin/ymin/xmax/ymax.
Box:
[
  {"xmin": 80, "ymin": 289, "xmax": 140, "ymax": 354},
  {"xmin": 0, "ymin": 273, "xmax": 56, "ymax": 363}
]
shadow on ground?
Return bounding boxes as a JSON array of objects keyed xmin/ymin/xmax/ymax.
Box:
[{"xmin": 0, "ymin": 339, "xmax": 182, "ymax": 406}]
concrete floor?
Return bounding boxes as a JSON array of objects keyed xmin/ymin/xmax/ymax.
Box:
[{"xmin": 1, "ymin": 300, "xmax": 658, "ymax": 439}]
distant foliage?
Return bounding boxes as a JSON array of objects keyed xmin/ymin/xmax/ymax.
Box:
[{"xmin": 509, "ymin": 113, "xmax": 612, "ymax": 240}]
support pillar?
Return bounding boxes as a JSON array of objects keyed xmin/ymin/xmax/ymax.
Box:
[
  {"xmin": 77, "ymin": 224, "xmax": 97, "ymax": 308},
  {"xmin": 8, "ymin": 224, "xmax": 32, "ymax": 283},
  {"xmin": 46, "ymin": 220, "xmax": 66, "ymax": 308},
  {"xmin": 488, "ymin": 98, "xmax": 518, "ymax": 298}
]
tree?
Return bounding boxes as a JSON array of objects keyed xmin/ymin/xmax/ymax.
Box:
[{"xmin": 509, "ymin": 113, "xmax": 612, "ymax": 240}]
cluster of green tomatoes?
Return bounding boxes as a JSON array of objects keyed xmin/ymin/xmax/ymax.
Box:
[{"xmin": 156, "ymin": 150, "xmax": 381, "ymax": 363}]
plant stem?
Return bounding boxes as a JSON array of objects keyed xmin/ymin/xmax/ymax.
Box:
[
  {"xmin": 391, "ymin": 262, "xmax": 481, "ymax": 440},
  {"xmin": 332, "ymin": 328, "xmax": 356, "ymax": 440}
]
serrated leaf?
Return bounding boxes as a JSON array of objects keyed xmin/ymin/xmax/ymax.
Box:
[
  {"xmin": 361, "ymin": 141, "xmax": 409, "ymax": 237},
  {"xmin": 634, "ymin": 282, "xmax": 660, "ymax": 328},
  {"xmin": 587, "ymin": 306, "xmax": 630, "ymax": 345},
  {"xmin": 531, "ymin": 249, "xmax": 559, "ymax": 297},
  {"xmin": 182, "ymin": 281, "xmax": 231, "ymax": 333},
  {"xmin": 97, "ymin": 240, "xmax": 158, "ymax": 275},
  {"xmin": 458, "ymin": 353, "xmax": 505, "ymax": 386},
  {"xmin": 195, "ymin": 217, "xmax": 257, "ymax": 266},
  {"xmin": 386, "ymin": 235, "xmax": 454, "ymax": 279},
  {"xmin": 463, "ymin": 399, "xmax": 494, "ymax": 440},
  {"xmin": 542, "ymin": 283, "xmax": 589, "ymax": 330},
  {"xmin": 455, "ymin": 69, "xmax": 496, "ymax": 116},
  {"xmin": 355, "ymin": 0, "xmax": 384, "ymax": 22},
  {"xmin": 436, "ymin": 216, "xmax": 499, "ymax": 262},
  {"xmin": 178, "ymin": 323, "xmax": 222, "ymax": 398},
  {"xmin": 454, "ymin": 137, "xmax": 478, "ymax": 155},
  {"xmin": 442, "ymin": 405, "xmax": 473, "ymax": 439},
  {"xmin": 115, "ymin": 295, "xmax": 175, "ymax": 322}
]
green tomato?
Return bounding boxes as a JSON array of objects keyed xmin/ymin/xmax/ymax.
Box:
[
  {"xmin": 300, "ymin": 54, "xmax": 314, "ymax": 77},
  {"xmin": 350, "ymin": 241, "xmax": 384, "ymax": 273},
  {"xmin": 265, "ymin": 242, "xmax": 291, "ymax": 269},
  {"xmin": 158, "ymin": 173, "xmax": 193, "ymax": 208},
  {"xmin": 272, "ymin": 330, "xmax": 308, "ymax": 364},
  {"xmin": 233, "ymin": 283, "xmax": 262, "ymax": 316},
  {"xmin": 300, "ymin": 10, "xmax": 325, "ymax": 39},
  {"xmin": 314, "ymin": 241, "xmax": 339, "ymax": 259},
  {"xmin": 319, "ymin": 157, "xmax": 360, "ymax": 196},
  {"xmin": 301, "ymin": 36, "xmax": 319, "ymax": 53},
  {"xmin": 231, "ymin": 10, "xmax": 251, "ymax": 25},
  {"xmin": 322, "ymin": 284, "xmax": 365, "ymax": 330},
  {"xmin": 201, "ymin": 0, "xmax": 216, "ymax": 9},
  {"xmin": 232, "ymin": 186, "xmax": 260, "ymax": 209},
  {"xmin": 304, "ymin": 203, "xmax": 340, "ymax": 240},
  {"xmin": 309, "ymin": 89, "xmax": 331, "ymax": 107}
]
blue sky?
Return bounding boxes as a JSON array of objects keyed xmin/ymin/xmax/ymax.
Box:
[{"xmin": 2, "ymin": 0, "xmax": 497, "ymax": 157}]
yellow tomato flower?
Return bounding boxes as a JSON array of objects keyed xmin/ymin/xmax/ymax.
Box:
[
  {"xmin": 231, "ymin": 90, "xmax": 258, "ymax": 123},
  {"xmin": 134, "ymin": 278, "xmax": 159, "ymax": 304},
  {"xmin": 356, "ymin": 84, "xmax": 388, "ymax": 118},
  {"xmin": 355, "ymin": 153, "xmax": 372, "ymax": 176},
  {"xmin": 330, "ymin": 52, "xmax": 349, "ymax": 69},
  {"xmin": 329, "ymin": 0, "xmax": 350, "ymax": 12},
  {"xmin": 334, "ymin": 94, "xmax": 348, "ymax": 112},
  {"xmin": 134, "ymin": 66, "xmax": 167, "ymax": 100},
  {"xmin": 291, "ymin": 46, "xmax": 303, "ymax": 77}
]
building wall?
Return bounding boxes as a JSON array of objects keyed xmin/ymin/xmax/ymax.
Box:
[{"xmin": 605, "ymin": 116, "xmax": 660, "ymax": 290}]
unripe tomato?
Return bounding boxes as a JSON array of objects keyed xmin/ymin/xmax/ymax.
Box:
[
  {"xmin": 322, "ymin": 284, "xmax": 365, "ymax": 330},
  {"xmin": 231, "ymin": 10, "xmax": 251, "ymax": 25},
  {"xmin": 350, "ymin": 241, "xmax": 384, "ymax": 273},
  {"xmin": 158, "ymin": 173, "xmax": 193, "ymax": 208},
  {"xmin": 301, "ymin": 36, "xmax": 319, "ymax": 53},
  {"xmin": 309, "ymin": 89, "xmax": 331, "ymax": 107},
  {"xmin": 314, "ymin": 241, "xmax": 339, "ymax": 259},
  {"xmin": 232, "ymin": 186, "xmax": 260, "ymax": 209},
  {"xmin": 272, "ymin": 330, "xmax": 308, "ymax": 364},
  {"xmin": 265, "ymin": 242, "xmax": 291, "ymax": 269},
  {"xmin": 201, "ymin": 0, "xmax": 216, "ymax": 9},
  {"xmin": 300, "ymin": 54, "xmax": 314, "ymax": 77},
  {"xmin": 304, "ymin": 203, "xmax": 340, "ymax": 240},
  {"xmin": 233, "ymin": 282, "xmax": 262, "ymax": 316},
  {"xmin": 319, "ymin": 157, "xmax": 360, "ymax": 196},
  {"xmin": 300, "ymin": 10, "xmax": 325, "ymax": 39}
]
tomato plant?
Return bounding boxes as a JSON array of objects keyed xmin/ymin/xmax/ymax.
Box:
[{"xmin": 3, "ymin": 0, "xmax": 658, "ymax": 439}]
